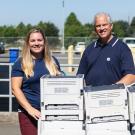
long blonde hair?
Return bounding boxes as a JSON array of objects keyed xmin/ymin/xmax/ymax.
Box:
[{"xmin": 21, "ymin": 28, "xmax": 61, "ymax": 78}]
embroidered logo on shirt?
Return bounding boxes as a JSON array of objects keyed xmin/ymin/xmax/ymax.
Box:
[{"xmin": 107, "ymin": 57, "xmax": 111, "ymax": 61}]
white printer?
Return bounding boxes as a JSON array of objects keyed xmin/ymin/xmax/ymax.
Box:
[
  {"xmin": 127, "ymin": 85, "xmax": 135, "ymax": 124},
  {"xmin": 127, "ymin": 85, "xmax": 135, "ymax": 135},
  {"xmin": 40, "ymin": 74, "xmax": 84, "ymax": 120},
  {"xmin": 86, "ymin": 121, "xmax": 131, "ymax": 135},
  {"xmin": 84, "ymin": 84, "xmax": 131, "ymax": 135},
  {"xmin": 84, "ymin": 84, "xmax": 129, "ymax": 123},
  {"xmin": 38, "ymin": 75, "xmax": 85, "ymax": 135},
  {"xmin": 38, "ymin": 120, "xmax": 85, "ymax": 135}
]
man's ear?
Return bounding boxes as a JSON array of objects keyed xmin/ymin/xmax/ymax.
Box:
[{"xmin": 111, "ymin": 23, "xmax": 113, "ymax": 30}]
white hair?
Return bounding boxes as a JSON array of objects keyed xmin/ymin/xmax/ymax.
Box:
[{"xmin": 93, "ymin": 12, "xmax": 112, "ymax": 25}]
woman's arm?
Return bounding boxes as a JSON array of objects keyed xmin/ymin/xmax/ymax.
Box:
[{"xmin": 11, "ymin": 77, "xmax": 41, "ymax": 120}]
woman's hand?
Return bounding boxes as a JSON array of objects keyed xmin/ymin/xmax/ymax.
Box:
[{"xmin": 27, "ymin": 106, "xmax": 41, "ymax": 120}]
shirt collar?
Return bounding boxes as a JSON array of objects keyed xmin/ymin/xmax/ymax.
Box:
[{"xmin": 94, "ymin": 36, "xmax": 119, "ymax": 48}]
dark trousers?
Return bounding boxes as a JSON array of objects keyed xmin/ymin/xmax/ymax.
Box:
[{"xmin": 18, "ymin": 112, "xmax": 37, "ymax": 135}]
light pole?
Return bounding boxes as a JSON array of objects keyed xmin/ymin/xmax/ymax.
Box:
[{"xmin": 61, "ymin": 0, "xmax": 65, "ymax": 53}]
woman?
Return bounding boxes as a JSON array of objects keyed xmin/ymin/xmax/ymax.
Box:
[{"xmin": 11, "ymin": 28, "xmax": 62, "ymax": 135}]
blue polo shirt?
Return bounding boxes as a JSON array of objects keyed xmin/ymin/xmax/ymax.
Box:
[
  {"xmin": 77, "ymin": 36, "xmax": 135, "ymax": 86},
  {"xmin": 11, "ymin": 56, "xmax": 61, "ymax": 111}
]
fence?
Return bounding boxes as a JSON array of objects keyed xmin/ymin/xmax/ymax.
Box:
[
  {"xmin": 0, "ymin": 36, "xmax": 93, "ymax": 50},
  {"xmin": 0, "ymin": 63, "xmax": 14, "ymax": 112}
]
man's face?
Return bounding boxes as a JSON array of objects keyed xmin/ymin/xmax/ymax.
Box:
[{"xmin": 95, "ymin": 15, "xmax": 113, "ymax": 41}]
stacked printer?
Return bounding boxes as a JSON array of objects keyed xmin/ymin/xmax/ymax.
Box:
[
  {"xmin": 84, "ymin": 84, "xmax": 131, "ymax": 135},
  {"xmin": 127, "ymin": 84, "xmax": 135, "ymax": 135},
  {"xmin": 38, "ymin": 75, "xmax": 85, "ymax": 135}
]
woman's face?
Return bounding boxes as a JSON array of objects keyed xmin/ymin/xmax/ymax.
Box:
[{"xmin": 28, "ymin": 32, "xmax": 45, "ymax": 58}]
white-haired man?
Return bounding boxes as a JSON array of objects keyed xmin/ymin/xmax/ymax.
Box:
[{"xmin": 77, "ymin": 12, "xmax": 135, "ymax": 86}]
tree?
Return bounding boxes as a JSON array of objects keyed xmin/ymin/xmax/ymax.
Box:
[
  {"xmin": 113, "ymin": 20, "xmax": 129, "ymax": 37},
  {"xmin": 0, "ymin": 26, "xmax": 5, "ymax": 37},
  {"xmin": 37, "ymin": 21, "xmax": 60, "ymax": 49},
  {"xmin": 130, "ymin": 17, "xmax": 135, "ymax": 26},
  {"xmin": 16, "ymin": 22, "xmax": 27, "ymax": 37},
  {"xmin": 3, "ymin": 26, "xmax": 16, "ymax": 37},
  {"xmin": 45, "ymin": 22, "xmax": 59, "ymax": 36},
  {"xmin": 129, "ymin": 17, "xmax": 135, "ymax": 36},
  {"xmin": 83, "ymin": 23, "xmax": 95, "ymax": 37},
  {"xmin": 37, "ymin": 21, "xmax": 47, "ymax": 33},
  {"xmin": 65, "ymin": 12, "xmax": 81, "ymax": 26},
  {"xmin": 37, "ymin": 21, "xmax": 59, "ymax": 36},
  {"xmin": 25, "ymin": 24, "xmax": 33, "ymax": 33},
  {"xmin": 65, "ymin": 12, "xmax": 83, "ymax": 37}
]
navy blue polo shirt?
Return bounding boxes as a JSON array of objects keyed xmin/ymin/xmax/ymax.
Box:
[
  {"xmin": 77, "ymin": 36, "xmax": 135, "ymax": 86},
  {"xmin": 11, "ymin": 57, "xmax": 61, "ymax": 110}
]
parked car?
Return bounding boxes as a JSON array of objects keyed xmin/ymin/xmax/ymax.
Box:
[
  {"xmin": 75, "ymin": 42, "xmax": 86, "ymax": 54},
  {"xmin": 0, "ymin": 42, "xmax": 5, "ymax": 54},
  {"xmin": 123, "ymin": 37, "xmax": 135, "ymax": 48}
]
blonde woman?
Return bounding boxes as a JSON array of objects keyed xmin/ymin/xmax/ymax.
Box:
[{"xmin": 11, "ymin": 28, "xmax": 62, "ymax": 135}]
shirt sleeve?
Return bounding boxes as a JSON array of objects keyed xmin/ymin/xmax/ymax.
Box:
[
  {"xmin": 11, "ymin": 58, "xmax": 24, "ymax": 77},
  {"xmin": 77, "ymin": 50, "xmax": 89, "ymax": 76},
  {"xmin": 121, "ymin": 45, "xmax": 135, "ymax": 75}
]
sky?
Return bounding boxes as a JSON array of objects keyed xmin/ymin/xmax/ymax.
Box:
[{"xmin": 0, "ymin": 0, "xmax": 135, "ymax": 31}]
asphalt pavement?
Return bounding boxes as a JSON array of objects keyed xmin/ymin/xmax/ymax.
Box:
[
  {"xmin": 0, "ymin": 121, "xmax": 20, "ymax": 135},
  {"xmin": 0, "ymin": 112, "xmax": 21, "ymax": 135}
]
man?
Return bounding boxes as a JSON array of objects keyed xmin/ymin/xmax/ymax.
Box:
[{"xmin": 77, "ymin": 12, "xmax": 135, "ymax": 86}]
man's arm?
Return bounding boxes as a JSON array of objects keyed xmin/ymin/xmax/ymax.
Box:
[{"xmin": 116, "ymin": 74, "xmax": 135, "ymax": 85}]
